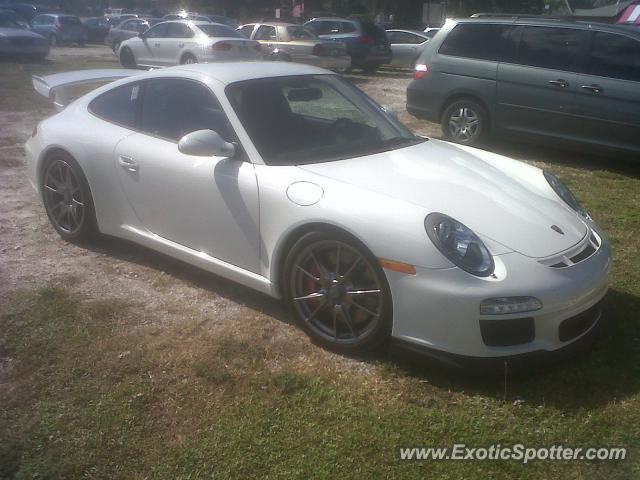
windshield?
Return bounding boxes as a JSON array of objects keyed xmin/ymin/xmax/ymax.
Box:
[
  {"xmin": 197, "ymin": 23, "xmax": 241, "ymax": 38},
  {"xmin": 226, "ymin": 75, "xmax": 422, "ymax": 165},
  {"xmin": 287, "ymin": 26, "xmax": 316, "ymax": 40}
]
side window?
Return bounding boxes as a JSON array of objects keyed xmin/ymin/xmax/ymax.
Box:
[
  {"xmin": 140, "ymin": 79, "xmax": 233, "ymax": 143},
  {"xmin": 338, "ymin": 22, "xmax": 357, "ymax": 34},
  {"xmin": 121, "ymin": 20, "xmax": 135, "ymax": 30},
  {"xmin": 587, "ymin": 32, "xmax": 640, "ymax": 82},
  {"xmin": 309, "ymin": 21, "xmax": 334, "ymax": 35},
  {"xmin": 515, "ymin": 26, "xmax": 585, "ymax": 71},
  {"xmin": 31, "ymin": 15, "xmax": 43, "ymax": 25},
  {"xmin": 255, "ymin": 25, "xmax": 276, "ymax": 41},
  {"xmin": 238, "ymin": 24, "xmax": 254, "ymax": 38},
  {"xmin": 167, "ymin": 23, "xmax": 193, "ymax": 38},
  {"xmin": 89, "ymin": 83, "xmax": 140, "ymax": 129},
  {"xmin": 439, "ymin": 23, "xmax": 510, "ymax": 61},
  {"xmin": 392, "ymin": 32, "xmax": 424, "ymax": 44},
  {"xmin": 145, "ymin": 23, "xmax": 168, "ymax": 38}
]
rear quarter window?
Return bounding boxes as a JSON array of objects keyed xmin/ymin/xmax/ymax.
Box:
[
  {"xmin": 89, "ymin": 83, "xmax": 140, "ymax": 129},
  {"xmin": 439, "ymin": 23, "xmax": 510, "ymax": 61},
  {"xmin": 587, "ymin": 31, "xmax": 640, "ymax": 82}
]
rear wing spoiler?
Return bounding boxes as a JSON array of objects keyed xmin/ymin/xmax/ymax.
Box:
[{"xmin": 32, "ymin": 69, "xmax": 141, "ymax": 110}]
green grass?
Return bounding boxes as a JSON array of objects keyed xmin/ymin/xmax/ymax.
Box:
[{"xmin": 1, "ymin": 53, "xmax": 640, "ymax": 479}]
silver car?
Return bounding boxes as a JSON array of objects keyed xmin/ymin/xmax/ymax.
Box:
[
  {"xmin": 238, "ymin": 22, "xmax": 350, "ymax": 71},
  {"xmin": 119, "ymin": 20, "xmax": 262, "ymax": 68},
  {"xmin": 385, "ymin": 29, "xmax": 429, "ymax": 68},
  {"xmin": 0, "ymin": 18, "xmax": 48, "ymax": 59}
]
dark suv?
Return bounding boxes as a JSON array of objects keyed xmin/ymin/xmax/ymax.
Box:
[
  {"xmin": 304, "ymin": 17, "xmax": 391, "ymax": 72},
  {"xmin": 406, "ymin": 18, "xmax": 640, "ymax": 154}
]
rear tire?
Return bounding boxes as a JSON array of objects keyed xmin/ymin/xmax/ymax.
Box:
[
  {"xmin": 441, "ymin": 99, "xmax": 488, "ymax": 146},
  {"xmin": 362, "ymin": 63, "xmax": 381, "ymax": 74},
  {"xmin": 180, "ymin": 53, "xmax": 197, "ymax": 64},
  {"xmin": 41, "ymin": 152, "xmax": 97, "ymax": 243},
  {"xmin": 282, "ymin": 230, "xmax": 392, "ymax": 354},
  {"xmin": 119, "ymin": 47, "xmax": 136, "ymax": 68}
]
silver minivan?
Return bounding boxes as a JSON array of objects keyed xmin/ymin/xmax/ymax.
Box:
[{"xmin": 406, "ymin": 18, "xmax": 640, "ymax": 154}]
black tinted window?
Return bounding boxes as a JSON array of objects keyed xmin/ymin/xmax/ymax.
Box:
[
  {"xmin": 255, "ymin": 25, "xmax": 276, "ymax": 40},
  {"xmin": 587, "ymin": 32, "xmax": 640, "ymax": 82},
  {"xmin": 140, "ymin": 79, "xmax": 233, "ymax": 142},
  {"xmin": 145, "ymin": 23, "xmax": 168, "ymax": 38},
  {"xmin": 89, "ymin": 83, "xmax": 139, "ymax": 128},
  {"xmin": 197, "ymin": 24, "xmax": 240, "ymax": 37},
  {"xmin": 60, "ymin": 16, "xmax": 80, "ymax": 25},
  {"xmin": 439, "ymin": 23, "xmax": 510, "ymax": 61},
  {"xmin": 516, "ymin": 26, "xmax": 585, "ymax": 71},
  {"xmin": 167, "ymin": 23, "xmax": 193, "ymax": 38},
  {"xmin": 307, "ymin": 21, "xmax": 335, "ymax": 35},
  {"xmin": 238, "ymin": 24, "xmax": 254, "ymax": 38}
]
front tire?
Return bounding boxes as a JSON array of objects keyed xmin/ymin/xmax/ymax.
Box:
[
  {"xmin": 119, "ymin": 47, "xmax": 136, "ymax": 68},
  {"xmin": 441, "ymin": 99, "xmax": 488, "ymax": 145},
  {"xmin": 41, "ymin": 152, "xmax": 97, "ymax": 243},
  {"xmin": 283, "ymin": 230, "xmax": 392, "ymax": 353}
]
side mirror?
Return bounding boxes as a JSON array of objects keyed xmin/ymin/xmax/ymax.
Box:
[
  {"xmin": 178, "ymin": 129, "xmax": 236, "ymax": 157},
  {"xmin": 381, "ymin": 105, "xmax": 398, "ymax": 120}
]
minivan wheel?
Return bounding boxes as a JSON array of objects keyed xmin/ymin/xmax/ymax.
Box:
[{"xmin": 441, "ymin": 99, "xmax": 488, "ymax": 145}]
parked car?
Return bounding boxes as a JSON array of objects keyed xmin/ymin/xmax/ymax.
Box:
[
  {"xmin": 407, "ymin": 18, "xmax": 640, "ymax": 154},
  {"xmin": 304, "ymin": 16, "xmax": 391, "ymax": 72},
  {"xmin": 238, "ymin": 22, "xmax": 350, "ymax": 71},
  {"xmin": 84, "ymin": 16, "xmax": 109, "ymax": 44},
  {"xmin": 0, "ymin": 8, "xmax": 29, "ymax": 28},
  {"xmin": 423, "ymin": 27, "xmax": 440, "ymax": 38},
  {"xmin": 0, "ymin": 16, "xmax": 48, "ymax": 58},
  {"xmin": 385, "ymin": 29, "xmax": 429, "ymax": 68},
  {"xmin": 27, "ymin": 62, "xmax": 611, "ymax": 365},
  {"xmin": 30, "ymin": 13, "xmax": 87, "ymax": 46},
  {"xmin": 8, "ymin": 2, "xmax": 47, "ymax": 21},
  {"xmin": 119, "ymin": 20, "xmax": 262, "ymax": 68},
  {"xmin": 104, "ymin": 17, "xmax": 161, "ymax": 53},
  {"xmin": 203, "ymin": 14, "xmax": 237, "ymax": 28}
]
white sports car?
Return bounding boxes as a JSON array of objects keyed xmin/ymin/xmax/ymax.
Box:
[{"xmin": 26, "ymin": 63, "xmax": 611, "ymax": 367}]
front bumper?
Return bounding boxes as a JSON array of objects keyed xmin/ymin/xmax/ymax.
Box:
[{"xmin": 388, "ymin": 231, "xmax": 612, "ymax": 360}]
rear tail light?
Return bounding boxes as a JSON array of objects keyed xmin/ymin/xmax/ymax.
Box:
[
  {"xmin": 213, "ymin": 42, "xmax": 231, "ymax": 51},
  {"xmin": 358, "ymin": 35, "xmax": 375, "ymax": 45},
  {"xmin": 413, "ymin": 63, "xmax": 431, "ymax": 80},
  {"xmin": 312, "ymin": 43, "xmax": 325, "ymax": 56},
  {"xmin": 56, "ymin": 22, "xmax": 64, "ymax": 30}
]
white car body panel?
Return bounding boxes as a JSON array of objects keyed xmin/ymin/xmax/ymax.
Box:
[
  {"xmin": 121, "ymin": 21, "xmax": 262, "ymax": 67},
  {"xmin": 25, "ymin": 63, "xmax": 612, "ymax": 361}
]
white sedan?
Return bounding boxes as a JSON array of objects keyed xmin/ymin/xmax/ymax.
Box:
[
  {"xmin": 26, "ymin": 63, "xmax": 611, "ymax": 367},
  {"xmin": 118, "ymin": 20, "xmax": 262, "ymax": 68}
]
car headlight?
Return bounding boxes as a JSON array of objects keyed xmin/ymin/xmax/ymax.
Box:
[
  {"xmin": 544, "ymin": 172, "xmax": 590, "ymax": 219},
  {"xmin": 425, "ymin": 213, "xmax": 494, "ymax": 277}
]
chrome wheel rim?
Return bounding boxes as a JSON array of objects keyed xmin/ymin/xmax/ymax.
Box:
[
  {"xmin": 448, "ymin": 107, "xmax": 480, "ymax": 142},
  {"xmin": 43, "ymin": 159, "xmax": 85, "ymax": 234},
  {"xmin": 290, "ymin": 240, "xmax": 383, "ymax": 344}
]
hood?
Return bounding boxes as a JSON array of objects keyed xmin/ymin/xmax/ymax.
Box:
[
  {"xmin": 298, "ymin": 139, "xmax": 587, "ymax": 258},
  {"xmin": 0, "ymin": 27, "xmax": 46, "ymax": 39}
]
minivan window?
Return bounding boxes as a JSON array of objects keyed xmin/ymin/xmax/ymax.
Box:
[
  {"xmin": 587, "ymin": 32, "xmax": 640, "ymax": 82},
  {"xmin": 516, "ymin": 26, "xmax": 585, "ymax": 71},
  {"xmin": 439, "ymin": 23, "xmax": 510, "ymax": 61}
]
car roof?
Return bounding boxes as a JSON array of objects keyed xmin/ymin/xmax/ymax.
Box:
[
  {"xmin": 452, "ymin": 16, "xmax": 640, "ymax": 38},
  {"xmin": 156, "ymin": 61, "xmax": 329, "ymax": 85},
  {"xmin": 387, "ymin": 29, "xmax": 427, "ymax": 35}
]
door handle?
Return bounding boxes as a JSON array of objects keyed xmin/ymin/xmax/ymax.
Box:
[
  {"xmin": 548, "ymin": 79, "xmax": 569, "ymax": 88},
  {"xmin": 581, "ymin": 84, "xmax": 603, "ymax": 94},
  {"xmin": 154, "ymin": 42, "xmax": 160, "ymax": 47},
  {"xmin": 118, "ymin": 155, "xmax": 138, "ymax": 173}
]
